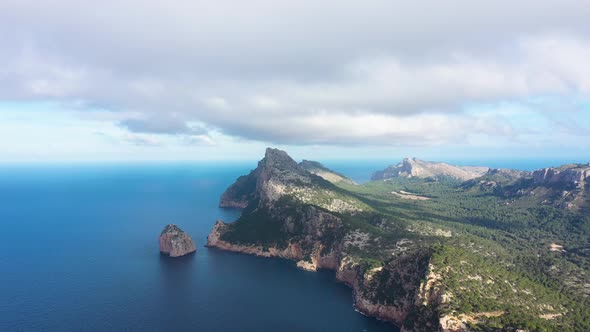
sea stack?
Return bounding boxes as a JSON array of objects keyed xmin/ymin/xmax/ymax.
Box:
[{"xmin": 159, "ymin": 224, "xmax": 196, "ymax": 257}]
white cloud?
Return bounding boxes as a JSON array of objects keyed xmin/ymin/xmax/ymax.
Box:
[
  {"xmin": 0, "ymin": 0, "xmax": 589, "ymax": 150},
  {"xmin": 122, "ymin": 133, "xmax": 162, "ymax": 146}
]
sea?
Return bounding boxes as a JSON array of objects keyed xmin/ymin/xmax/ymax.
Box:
[{"xmin": 0, "ymin": 158, "xmax": 586, "ymax": 331}]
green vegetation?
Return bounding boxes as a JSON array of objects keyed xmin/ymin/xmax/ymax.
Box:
[
  {"xmin": 335, "ymin": 177, "xmax": 590, "ymax": 331},
  {"xmin": 221, "ymin": 205, "xmax": 290, "ymax": 248}
]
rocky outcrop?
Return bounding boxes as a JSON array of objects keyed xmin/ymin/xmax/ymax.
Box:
[
  {"xmin": 504, "ymin": 164, "xmax": 590, "ymax": 210},
  {"xmin": 533, "ymin": 164, "xmax": 590, "ymax": 187},
  {"xmin": 336, "ymin": 257, "xmax": 412, "ymax": 326},
  {"xmin": 219, "ymin": 148, "xmax": 363, "ymax": 213},
  {"xmin": 372, "ymin": 158, "xmax": 488, "ymax": 181},
  {"xmin": 462, "ymin": 164, "xmax": 590, "ymax": 210},
  {"xmin": 159, "ymin": 224, "xmax": 196, "ymax": 257},
  {"xmin": 219, "ymin": 148, "xmax": 318, "ymax": 208}
]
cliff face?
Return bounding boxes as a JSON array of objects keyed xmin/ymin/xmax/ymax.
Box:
[
  {"xmin": 208, "ymin": 201, "xmax": 344, "ymax": 271},
  {"xmin": 526, "ymin": 164, "xmax": 590, "ymax": 210},
  {"xmin": 207, "ymin": 219, "xmax": 339, "ymax": 270},
  {"xmin": 532, "ymin": 164, "xmax": 590, "ymax": 187},
  {"xmin": 372, "ymin": 158, "xmax": 488, "ymax": 181},
  {"xmin": 470, "ymin": 164, "xmax": 590, "ymax": 210},
  {"xmin": 159, "ymin": 224, "xmax": 196, "ymax": 257},
  {"xmin": 463, "ymin": 164, "xmax": 590, "ymax": 211}
]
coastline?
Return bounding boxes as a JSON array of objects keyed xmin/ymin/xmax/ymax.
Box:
[{"xmin": 206, "ymin": 220, "xmax": 408, "ymax": 331}]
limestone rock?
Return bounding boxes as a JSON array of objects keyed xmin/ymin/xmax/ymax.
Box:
[
  {"xmin": 159, "ymin": 224, "xmax": 196, "ymax": 257},
  {"xmin": 219, "ymin": 147, "xmax": 362, "ymax": 213},
  {"xmin": 533, "ymin": 164, "xmax": 590, "ymax": 187},
  {"xmin": 219, "ymin": 148, "xmax": 313, "ymax": 208}
]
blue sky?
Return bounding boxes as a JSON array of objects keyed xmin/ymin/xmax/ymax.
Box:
[{"xmin": 1, "ymin": 1, "xmax": 590, "ymax": 162}]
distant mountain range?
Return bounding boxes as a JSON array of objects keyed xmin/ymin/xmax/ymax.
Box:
[
  {"xmin": 373, "ymin": 157, "xmax": 590, "ymax": 212},
  {"xmin": 208, "ymin": 148, "xmax": 590, "ymax": 332},
  {"xmin": 372, "ymin": 157, "xmax": 489, "ymax": 181}
]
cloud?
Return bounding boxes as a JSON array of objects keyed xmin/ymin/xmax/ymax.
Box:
[
  {"xmin": 118, "ymin": 116, "xmax": 205, "ymax": 135},
  {"xmin": 123, "ymin": 133, "xmax": 161, "ymax": 147},
  {"xmin": 181, "ymin": 135, "xmax": 216, "ymax": 146},
  {"xmin": 1, "ymin": 1, "xmax": 590, "ymax": 147}
]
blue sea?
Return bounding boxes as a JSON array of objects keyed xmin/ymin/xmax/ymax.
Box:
[
  {"xmin": 0, "ymin": 158, "xmax": 586, "ymax": 331},
  {"xmin": 0, "ymin": 162, "xmax": 397, "ymax": 332}
]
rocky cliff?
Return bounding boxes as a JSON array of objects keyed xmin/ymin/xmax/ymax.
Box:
[
  {"xmin": 207, "ymin": 218, "xmax": 340, "ymax": 271},
  {"xmin": 533, "ymin": 164, "xmax": 590, "ymax": 187},
  {"xmin": 220, "ymin": 148, "xmax": 312, "ymax": 208},
  {"xmin": 372, "ymin": 158, "xmax": 488, "ymax": 181},
  {"xmin": 220, "ymin": 148, "xmax": 363, "ymax": 213},
  {"xmin": 208, "ymin": 199, "xmax": 344, "ymax": 271},
  {"xmin": 159, "ymin": 224, "xmax": 196, "ymax": 257},
  {"xmin": 467, "ymin": 163, "xmax": 590, "ymax": 210},
  {"xmin": 527, "ymin": 164, "xmax": 590, "ymax": 210}
]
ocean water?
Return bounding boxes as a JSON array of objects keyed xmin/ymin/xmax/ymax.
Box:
[{"xmin": 0, "ymin": 163, "xmax": 397, "ymax": 332}]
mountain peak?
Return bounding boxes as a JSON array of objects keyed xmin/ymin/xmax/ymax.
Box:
[
  {"xmin": 259, "ymin": 147, "xmax": 308, "ymax": 177},
  {"xmin": 220, "ymin": 148, "xmax": 362, "ymax": 212},
  {"xmin": 220, "ymin": 148, "xmax": 314, "ymax": 209},
  {"xmin": 264, "ymin": 147, "xmax": 290, "ymax": 159}
]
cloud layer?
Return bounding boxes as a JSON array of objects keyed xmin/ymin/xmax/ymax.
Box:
[{"xmin": 1, "ymin": 0, "xmax": 590, "ymax": 147}]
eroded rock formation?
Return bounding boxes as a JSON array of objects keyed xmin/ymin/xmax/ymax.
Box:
[
  {"xmin": 533, "ymin": 164, "xmax": 590, "ymax": 187},
  {"xmin": 159, "ymin": 224, "xmax": 196, "ymax": 257}
]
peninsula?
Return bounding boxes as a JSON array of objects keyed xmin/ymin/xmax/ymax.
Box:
[{"xmin": 208, "ymin": 148, "xmax": 590, "ymax": 331}]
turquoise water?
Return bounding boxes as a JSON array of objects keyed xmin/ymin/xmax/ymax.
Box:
[{"xmin": 0, "ymin": 163, "xmax": 396, "ymax": 331}]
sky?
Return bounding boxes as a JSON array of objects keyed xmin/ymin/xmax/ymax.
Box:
[{"xmin": 1, "ymin": 1, "xmax": 590, "ymax": 162}]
